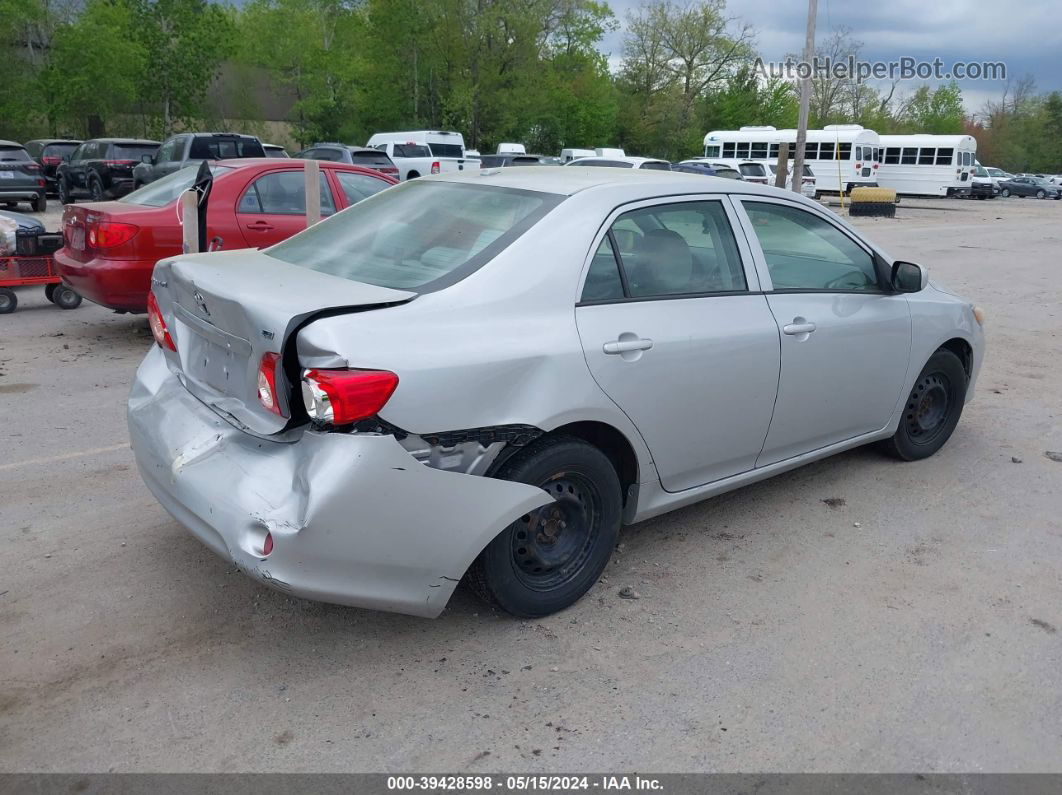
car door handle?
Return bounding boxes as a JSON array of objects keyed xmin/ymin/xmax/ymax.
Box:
[
  {"xmin": 603, "ymin": 338, "xmax": 653, "ymax": 354},
  {"xmin": 245, "ymin": 221, "xmax": 274, "ymax": 231},
  {"xmin": 782, "ymin": 320, "xmax": 817, "ymax": 335}
]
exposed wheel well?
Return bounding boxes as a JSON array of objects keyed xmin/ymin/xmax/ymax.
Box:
[
  {"xmin": 406, "ymin": 171, "xmax": 420, "ymax": 179},
  {"xmin": 542, "ymin": 421, "xmax": 639, "ymax": 506},
  {"xmin": 938, "ymin": 338, "xmax": 973, "ymax": 381}
]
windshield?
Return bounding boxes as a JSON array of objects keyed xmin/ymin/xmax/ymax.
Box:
[
  {"xmin": 121, "ymin": 164, "xmax": 234, "ymax": 207},
  {"xmin": 428, "ymin": 143, "xmax": 464, "ymax": 159},
  {"xmin": 267, "ymin": 181, "xmax": 562, "ymax": 291}
]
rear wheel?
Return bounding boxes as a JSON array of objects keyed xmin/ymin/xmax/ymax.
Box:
[
  {"xmin": 53, "ymin": 285, "xmax": 82, "ymax": 310},
  {"xmin": 89, "ymin": 176, "xmax": 104, "ymax": 202},
  {"xmin": 1000, "ymin": 188, "xmax": 1010, "ymax": 197},
  {"xmin": 0, "ymin": 288, "xmax": 17, "ymax": 314},
  {"xmin": 467, "ymin": 436, "xmax": 622, "ymax": 617},
  {"xmin": 32, "ymin": 194, "xmax": 47, "ymax": 212},
  {"xmin": 882, "ymin": 349, "xmax": 967, "ymax": 461},
  {"xmin": 1036, "ymin": 189, "xmax": 1046, "ymax": 199},
  {"xmin": 57, "ymin": 177, "xmax": 70, "ymax": 205}
]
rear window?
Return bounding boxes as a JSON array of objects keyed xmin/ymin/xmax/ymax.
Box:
[
  {"xmin": 739, "ymin": 163, "xmax": 767, "ymax": 177},
  {"xmin": 581, "ymin": 160, "xmax": 633, "ymax": 168},
  {"xmin": 428, "ymin": 143, "xmax": 463, "ymax": 159},
  {"xmin": 267, "ymin": 181, "xmax": 562, "ymax": 291},
  {"xmin": 189, "ymin": 137, "xmax": 265, "ymax": 159},
  {"xmin": 349, "ymin": 151, "xmax": 394, "ymax": 167},
  {"xmin": 640, "ymin": 161, "xmax": 671, "ymax": 171},
  {"xmin": 0, "ymin": 146, "xmax": 31, "ymax": 162},
  {"xmin": 113, "ymin": 144, "xmax": 158, "ymax": 160},
  {"xmin": 121, "ymin": 164, "xmax": 233, "ymax": 207},
  {"xmin": 713, "ymin": 168, "xmax": 741, "ymax": 180},
  {"xmin": 43, "ymin": 143, "xmax": 79, "ymax": 158},
  {"xmin": 392, "ymin": 144, "xmax": 431, "ymax": 158}
]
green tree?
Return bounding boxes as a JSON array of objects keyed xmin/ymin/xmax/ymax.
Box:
[{"xmin": 900, "ymin": 82, "xmax": 966, "ymax": 134}]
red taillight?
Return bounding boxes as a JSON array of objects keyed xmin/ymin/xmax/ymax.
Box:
[
  {"xmin": 37, "ymin": 178, "xmax": 46, "ymax": 187},
  {"xmin": 87, "ymin": 221, "xmax": 138, "ymax": 248},
  {"xmin": 42, "ymin": 156, "xmax": 61, "ymax": 165},
  {"xmin": 146, "ymin": 291, "xmax": 176, "ymax": 351},
  {"xmin": 301, "ymin": 369, "xmax": 398, "ymax": 426},
  {"xmin": 430, "ymin": 161, "xmax": 440, "ymax": 174},
  {"xmin": 257, "ymin": 352, "xmax": 284, "ymax": 416},
  {"xmin": 262, "ymin": 532, "xmax": 273, "ymax": 556},
  {"xmin": 102, "ymin": 159, "xmax": 136, "ymax": 166},
  {"xmin": 873, "ymin": 163, "xmax": 879, "ymax": 169}
]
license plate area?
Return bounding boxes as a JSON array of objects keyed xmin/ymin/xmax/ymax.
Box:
[
  {"xmin": 173, "ymin": 302, "xmax": 253, "ymax": 396},
  {"xmin": 0, "ymin": 171, "xmax": 13, "ymax": 179}
]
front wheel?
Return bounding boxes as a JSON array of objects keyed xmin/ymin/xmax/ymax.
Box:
[
  {"xmin": 1000, "ymin": 188, "xmax": 1010, "ymax": 197},
  {"xmin": 467, "ymin": 436, "xmax": 622, "ymax": 617},
  {"xmin": 57, "ymin": 177, "xmax": 70, "ymax": 204},
  {"xmin": 53, "ymin": 285, "xmax": 82, "ymax": 310},
  {"xmin": 32, "ymin": 194, "xmax": 47, "ymax": 212},
  {"xmin": 882, "ymin": 349, "xmax": 967, "ymax": 461},
  {"xmin": 1036, "ymin": 189, "xmax": 1046, "ymax": 199},
  {"xmin": 0, "ymin": 288, "xmax": 17, "ymax": 314}
]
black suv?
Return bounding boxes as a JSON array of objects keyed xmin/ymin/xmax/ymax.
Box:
[
  {"xmin": 132, "ymin": 132, "xmax": 266, "ymax": 187},
  {"xmin": 23, "ymin": 139, "xmax": 81, "ymax": 195},
  {"xmin": 56, "ymin": 138, "xmax": 159, "ymax": 203},
  {"xmin": 0, "ymin": 141, "xmax": 48, "ymax": 212},
  {"xmin": 295, "ymin": 143, "xmax": 399, "ymax": 178}
]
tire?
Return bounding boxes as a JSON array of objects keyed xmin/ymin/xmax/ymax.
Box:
[
  {"xmin": 1036, "ymin": 189, "xmax": 1046, "ymax": 199},
  {"xmin": 882, "ymin": 349, "xmax": 967, "ymax": 461},
  {"xmin": 848, "ymin": 201, "xmax": 896, "ymax": 217},
  {"xmin": 89, "ymin": 175, "xmax": 104, "ymax": 202},
  {"xmin": 32, "ymin": 194, "xmax": 47, "ymax": 212},
  {"xmin": 57, "ymin": 177, "xmax": 70, "ymax": 205},
  {"xmin": 45, "ymin": 283, "xmax": 57, "ymax": 303},
  {"xmin": 467, "ymin": 436, "xmax": 622, "ymax": 617},
  {"xmin": 53, "ymin": 285, "xmax": 82, "ymax": 310},
  {"xmin": 1000, "ymin": 188, "xmax": 1010, "ymax": 198},
  {"xmin": 0, "ymin": 288, "xmax": 17, "ymax": 314}
]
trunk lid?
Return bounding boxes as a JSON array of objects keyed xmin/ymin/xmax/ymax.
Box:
[
  {"xmin": 153, "ymin": 248, "xmax": 415, "ymax": 435},
  {"xmin": 61, "ymin": 201, "xmax": 168, "ymax": 262}
]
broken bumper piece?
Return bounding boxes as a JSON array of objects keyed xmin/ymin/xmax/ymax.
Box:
[{"xmin": 128, "ymin": 347, "xmax": 552, "ymax": 617}]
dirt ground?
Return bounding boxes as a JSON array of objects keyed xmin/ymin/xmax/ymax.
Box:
[{"xmin": 2, "ymin": 196, "xmax": 1060, "ymax": 773}]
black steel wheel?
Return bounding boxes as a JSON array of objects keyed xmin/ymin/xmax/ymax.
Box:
[
  {"xmin": 0, "ymin": 288, "xmax": 17, "ymax": 314},
  {"xmin": 883, "ymin": 349, "xmax": 967, "ymax": 461},
  {"xmin": 468, "ymin": 436, "xmax": 622, "ymax": 617},
  {"xmin": 53, "ymin": 285, "xmax": 82, "ymax": 310}
]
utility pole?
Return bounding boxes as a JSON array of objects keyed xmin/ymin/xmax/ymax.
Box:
[{"xmin": 791, "ymin": 0, "xmax": 817, "ymax": 194}]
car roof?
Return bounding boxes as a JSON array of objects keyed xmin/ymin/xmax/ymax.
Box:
[
  {"xmin": 0, "ymin": 140, "xmax": 26, "ymax": 148},
  {"xmin": 215, "ymin": 157, "xmax": 392, "ymax": 173},
  {"xmin": 86, "ymin": 138, "xmax": 160, "ymax": 145},
  {"xmin": 426, "ymin": 165, "xmax": 809, "ymax": 200},
  {"xmin": 25, "ymin": 138, "xmax": 81, "ymax": 145}
]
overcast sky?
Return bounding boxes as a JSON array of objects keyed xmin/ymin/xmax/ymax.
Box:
[{"xmin": 598, "ymin": 0, "xmax": 1062, "ymax": 116}]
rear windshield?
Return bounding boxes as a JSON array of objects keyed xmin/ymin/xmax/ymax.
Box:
[
  {"xmin": 267, "ymin": 181, "xmax": 562, "ymax": 291},
  {"xmin": 392, "ymin": 144, "xmax": 431, "ymax": 158},
  {"xmin": 43, "ymin": 143, "xmax": 79, "ymax": 157},
  {"xmin": 0, "ymin": 146, "xmax": 31, "ymax": 161},
  {"xmin": 121, "ymin": 164, "xmax": 233, "ymax": 207},
  {"xmin": 428, "ymin": 143, "xmax": 463, "ymax": 159},
  {"xmin": 640, "ymin": 161, "xmax": 671, "ymax": 171},
  {"xmin": 714, "ymin": 168, "xmax": 741, "ymax": 179},
  {"xmin": 349, "ymin": 151, "xmax": 394, "ymax": 167},
  {"xmin": 739, "ymin": 163, "xmax": 767, "ymax": 177},
  {"xmin": 113, "ymin": 144, "xmax": 159, "ymax": 160},
  {"xmin": 189, "ymin": 137, "xmax": 265, "ymax": 159}
]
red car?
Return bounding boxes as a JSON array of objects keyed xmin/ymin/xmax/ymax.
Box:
[{"xmin": 55, "ymin": 158, "xmax": 396, "ymax": 313}]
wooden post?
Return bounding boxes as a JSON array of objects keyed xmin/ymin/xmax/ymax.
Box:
[
  {"xmin": 180, "ymin": 189, "xmax": 198, "ymax": 254},
  {"xmin": 305, "ymin": 158, "xmax": 321, "ymax": 228},
  {"xmin": 792, "ymin": 0, "xmax": 817, "ymax": 194},
  {"xmin": 774, "ymin": 142, "xmax": 790, "ymax": 189}
]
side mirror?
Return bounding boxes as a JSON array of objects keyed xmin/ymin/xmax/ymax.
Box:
[
  {"xmin": 141, "ymin": 154, "xmax": 153, "ymax": 164},
  {"xmin": 891, "ymin": 261, "xmax": 925, "ymax": 293}
]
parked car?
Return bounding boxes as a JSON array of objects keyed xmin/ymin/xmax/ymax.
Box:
[
  {"xmin": 368, "ymin": 141, "xmax": 439, "ymax": 180},
  {"xmin": 55, "ymin": 159, "xmax": 396, "ymax": 313},
  {"xmin": 295, "ymin": 143, "xmax": 399, "ymax": 179},
  {"xmin": 478, "ymin": 153, "xmax": 548, "ymax": 168},
  {"xmin": 566, "ymin": 155, "xmax": 671, "ymax": 170},
  {"xmin": 970, "ymin": 165, "xmax": 1000, "ymax": 199},
  {"xmin": 23, "ymin": 139, "xmax": 81, "ymax": 194},
  {"xmin": 984, "ymin": 167, "xmax": 1011, "ymax": 182},
  {"xmin": 56, "ymin": 138, "xmax": 159, "ymax": 203},
  {"xmin": 262, "ymin": 143, "xmax": 289, "ymax": 158},
  {"xmin": 765, "ymin": 163, "xmax": 818, "ymax": 198},
  {"xmin": 0, "ymin": 141, "xmax": 47, "ymax": 212},
  {"xmin": 129, "ymin": 169, "xmax": 984, "ymax": 619},
  {"xmin": 673, "ymin": 161, "xmax": 744, "ymax": 180},
  {"xmin": 997, "ymin": 175, "xmax": 1061, "ymax": 199},
  {"xmin": 366, "ymin": 131, "xmax": 469, "ymax": 174},
  {"xmin": 132, "ymin": 132, "xmax": 266, "ymax": 188}
]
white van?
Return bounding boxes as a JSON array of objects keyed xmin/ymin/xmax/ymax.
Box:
[
  {"xmin": 497, "ymin": 143, "xmax": 526, "ymax": 155},
  {"xmin": 595, "ymin": 147, "xmax": 625, "ymax": 158},
  {"xmin": 560, "ymin": 148, "xmax": 595, "ymax": 163},
  {"xmin": 366, "ymin": 131, "xmax": 468, "ymax": 173}
]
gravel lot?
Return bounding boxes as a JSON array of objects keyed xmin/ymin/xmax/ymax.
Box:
[{"xmin": 2, "ymin": 196, "xmax": 1060, "ymax": 773}]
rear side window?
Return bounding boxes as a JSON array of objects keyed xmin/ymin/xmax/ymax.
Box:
[
  {"xmin": 581, "ymin": 236, "xmax": 625, "ymax": 302},
  {"xmin": 582, "ymin": 201, "xmax": 746, "ymax": 301},
  {"xmin": 239, "ymin": 170, "xmax": 335, "ymax": 216},
  {"xmin": 267, "ymin": 181, "xmax": 560, "ymax": 291},
  {"xmin": 114, "ymin": 144, "xmax": 158, "ymax": 160},
  {"xmin": 335, "ymin": 171, "xmax": 390, "ymax": 203},
  {"xmin": 189, "ymin": 137, "xmax": 265, "ymax": 159}
]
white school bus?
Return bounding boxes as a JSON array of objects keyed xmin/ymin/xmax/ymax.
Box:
[{"xmin": 876, "ymin": 134, "xmax": 977, "ymax": 197}]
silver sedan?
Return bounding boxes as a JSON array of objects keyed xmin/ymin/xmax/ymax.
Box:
[{"xmin": 129, "ymin": 168, "xmax": 985, "ymax": 618}]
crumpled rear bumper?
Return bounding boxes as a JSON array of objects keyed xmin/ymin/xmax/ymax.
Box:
[{"xmin": 128, "ymin": 347, "xmax": 552, "ymax": 617}]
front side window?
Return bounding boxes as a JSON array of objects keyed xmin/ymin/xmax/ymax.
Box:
[
  {"xmin": 705, "ymin": 145, "xmax": 722, "ymax": 158},
  {"xmin": 267, "ymin": 181, "xmax": 560, "ymax": 291},
  {"xmin": 744, "ymin": 201, "xmax": 879, "ymax": 292},
  {"xmin": 114, "ymin": 144, "xmax": 158, "ymax": 161},
  {"xmin": 584, "ymin": 201, "xmax": 747, "ymax": 300},
  {"xmin": 155, "ymin": 138, "xmax": 181, "ymax": 163},
  {"xmin": 239, "ymin": 170, "xmax": 335, "ymax": 216}
]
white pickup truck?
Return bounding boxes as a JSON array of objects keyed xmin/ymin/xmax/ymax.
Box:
[{"xmin": 366, "ymin": 131, "xmax": 469, "ymax": 179}]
